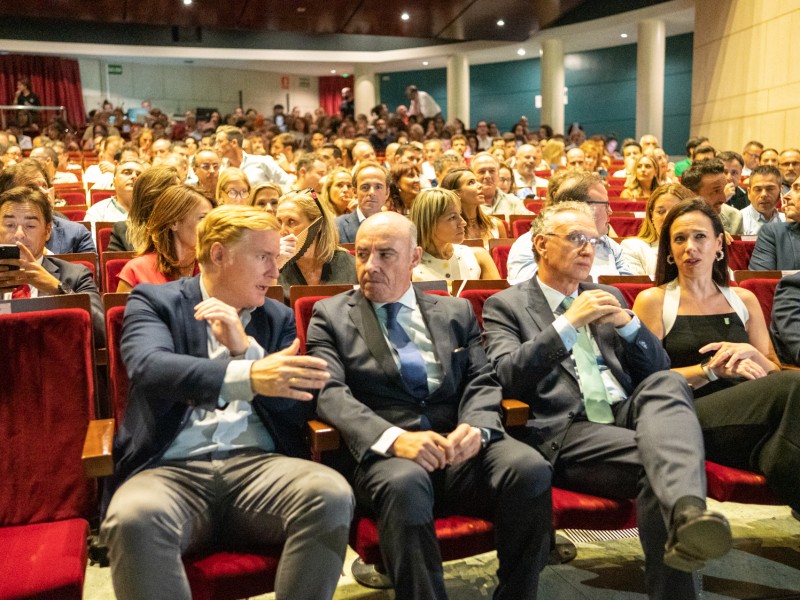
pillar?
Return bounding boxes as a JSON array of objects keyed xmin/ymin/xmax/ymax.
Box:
[
  {"xmin": 636, "ymin": 19, "xmax": 665, "ymax": 142},
  {"xmin": 354, "ymin": 64, "xmax": 377, "ymax": 118},
  {"xmin": 540, "ymin": 39, "xmax": 565, "ymax": 135},
  {"xmin": 447, "ymin": 53, "xmax": 470, "ymax": 126}
]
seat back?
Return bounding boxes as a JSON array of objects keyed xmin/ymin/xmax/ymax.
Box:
[
  {"xmin": 490, "ymin": 245, "xmax": 511, "ymax": 279},
  {"xmin": 104, "ymin": 294, "xmax": 130, "ymax": 422},
  {"xmin": 608, "ymin": 215, "xmax": 643, "ymax": 237},
  {"xmin": 460, "ymin": 288, "xmax": 503, "ymax": 330},
  {"xmin": 510, "ymin": 216, "xmax": 533, "ymax": 238},
  {"xmin": 739, "ymin": 278, "xmax": 779, "ymax": 323},
  {"xmin": 727, "ymin": 239, "xmax": 756, "ymax": 271},
  {"xmin": 0, "ymin": 305, "xmax": 96, "ymax": 526},
  {"xmin": 102, "ymin": 251, "xmax": 136, "ymax": 293},
  {"xmin": 606, "ymin": 281, "xmax": 653, "ymax": 307},
  {"xmin": 90, "ymin": 189, "xmax": 115, "ymax": 205},
  {"xmin": 293, "ymin": 296, "xmax": 330, "ymax": 353}
]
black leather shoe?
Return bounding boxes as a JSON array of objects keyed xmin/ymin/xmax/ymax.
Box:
[{"xmin": 663, "ymin": 506, "xmax": 732, "ymax": 572}]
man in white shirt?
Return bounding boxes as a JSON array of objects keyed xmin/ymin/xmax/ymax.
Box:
[
  {"xmin": 612, "ymin": 140, "xmax": 642, "ymax": 178},
  {"xmin": 513, "ymin": 145, "xmax": 548, "ymax": 197},
  {"xmin": 336, "ymin": 162, "xmax": 389, "ymax": 243},
  {"xmin": 740, "ymin": 165, "xmax": 785, "ymax": 235},
  {"xmin": 405, "ymin": 85, "xmax": 441, "ymax": 118},
  {"xmin": 471, "ymin": 153, "xmax": 531, "ymax": 217},
  {"xmin": 30, "ymin": 146, "xmax": 78, "ymax": 185},
  {"xmin": 474, "ymin": 121, "xmax": 492, "ymax": 151},
  {"xmin": 84, "ymin": 160, "xmax": 144, "ymax": 222},
  {"xmin": 421, "ymin": 139, "xmax": 443, "ymax": 187},
  {"xmin": 215, "ymin": 125, "xmax": 293, "ymax": 192}
]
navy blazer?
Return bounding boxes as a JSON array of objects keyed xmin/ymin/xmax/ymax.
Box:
[
  {"xmin": 109, "ymin": 276, "xmax": 303, "ymax": 498},
  {"xmin": 770, "ymin": 271, "xmax": 800, "ymax": 365},
  {"xmin": 307, "ymin": 288, "xmax": 504, "ymax": 463},
  {"xmin": 749, "ymin": 221, "xmax": 800, "ymax": 270},
  {"xmin": 46, "ymin": 216, "xmax": 96, "ymax": 254},
  {"xmin": 482, "ymin": 278, "xmax": 670, "ymax": 461},
  {"xmin": 42, "ymin": 256, "xmax": 105, "ymax": 345},
  {"xmin": 335, "ymin": 211, "xmax": 361, "ymax": 244}
]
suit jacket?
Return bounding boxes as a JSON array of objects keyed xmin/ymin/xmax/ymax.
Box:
[
  {"xmin": 45, "ymin": 216, "xmax": 96, "ymax": 254},
  {"xmin": 749, "ymin": 221, "xmax": 800, "ymax": 270},
  {"xmin": 306, "ymin": 288, "xmax": 504, "ymax": 463},
  {"xmin": 719, "ymin": 203, "xmax": 743, "ymax": 235},
  {"xmin": 109, "ymin": 276, "xmax": 305, "ymax": 497},
  {"xmin": 770, "ymin": 272, "xmax": 800, "ymax": 365},
  {"xmin": 482, "ymin": 278, "xmax": 670, "ymax": 461},
  {"xmin": 727, "ymin": 186, "xmax": 749, "ymax": 211},
  {"xmin": 335, "ymin": 211, "xmax": 361, "ymax": 244},
  {"xmin": 107, "ymin": 221, "xmax": 134, "ymax": 252},
  {"xmin": 41, "ymin": 256, "xmax": 106, "ymax": 346}
]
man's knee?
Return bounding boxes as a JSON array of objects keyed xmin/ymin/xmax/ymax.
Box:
[
  {"xmin": 102, "ymin": 488, "xmax": 173, "ymax": 546},
  {"xmin": 298, "ymin": 466, "xmax": 355, "ymax": 527},
  {"xmin": 369, "ymin": 460, "xmax": 434, "ymax": 519},
  {"xmin": 637, "ymin": 370, "xmax": 694, "ymax": 407},
  {"xmin": 490, "ymin": 441, "xmax": 552, "ymax": 498}
]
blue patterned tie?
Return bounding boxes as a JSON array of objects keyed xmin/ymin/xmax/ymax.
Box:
[{"xmin": 383, "ymin": 302, "xmax": 429, "ymax": 399}]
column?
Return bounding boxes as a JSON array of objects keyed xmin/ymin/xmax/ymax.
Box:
[
  {"xmin": 354, "ymin": 64, "xmax": 377, "ymax": 118},
  {"xmin": 447, "ymin": 53, "xmax": 470, "ymax": 126},
  {"xmin": 636, "ymin": 19, "xmax": 665, "ymax": 142},
  {"xmin": 540, "ymin": 39, "xmax": 565, "ymax": 135}
]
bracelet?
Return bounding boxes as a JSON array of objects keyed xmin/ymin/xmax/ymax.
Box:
[{"xmin": 701, "ymin": 360, "xmax": 718, "ymax": 382}]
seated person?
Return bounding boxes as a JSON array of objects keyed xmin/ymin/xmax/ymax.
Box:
[
  {"xmin": 336, "ymin": 162, "xmax": 388, "ymax": 244},
  {"xmin": 410, "ymin": 188, "xmax": 500, "ymax": 284},
  {"xmin": 215, "ymin": 166, "xmax": 251, "ymax": 206},
  {"xmin": 117, "ymin": 185, "xmax": 214, "ymax": 291},
  {"xmin": 276, "ymin": 189, "xmax": 356, "ymax": 299},
  {"xmin": 771, "ymin": 272, "xmax": 800, "ymax": 366},
  {"xmin": 483, "ymin": 201, "xmax": 732, "ymax": 599},
  {"xmin": 388, "ymin": 162, "xmax": 421, "ymax": 215},
  {"xmin": 634, "ymin": 198, "xmax": 800, "ymax": 513},
  {"xmin": 0, "ymin": 186, "xmax": 105, "ymax": 344},
  {"xmin": 620, "ymin": 183, "xmax": 693, "ymax": 277},
  {"xmin": 101, "ymin": 205, "xmax": 354, "ymax": 600},
  {"xmin": 507, "ymin": 170, "xmax": 631, "ymax": 283},
  {"xmin": 749, "ymin": 175, "xmax": 800, "ymax": 270},
  {"xmin": 306, "ymin": 211, "xmax": 553, "ymax": 599},
  {"xmin": 681, "ymin": 159, "xmax": 743, "ymax": 235},
  {"xmin": 440, "ymin": 167, "xmax": 507, "ymax": 244},
  {"xmin": 740, "ymin": 165, "xmax": 785, "ymax": 235},
  {"xmin": 620, "ymin": 155, "xmax": 659, "ymax": 199},
  {"xmin": 84, "ymin": 160, "xmax": 145, "ymax": 222},
  {"xmin": 108, "ymin": 164, "xmax": 180, "ymax": 252},
  {"xmin": 320, "ymin": 167, "xmax": 355, "ymax": 217},
  {"xmin": 249, "ymin": 181, "xmax": 282, "ymax": 216}
]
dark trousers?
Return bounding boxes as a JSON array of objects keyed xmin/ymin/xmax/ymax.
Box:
[
  {"xmin": 695, "ymin": 370, "xmax": 800, "ymax": 510},
  {"xmin": 353, "ymin": 436, "xmax": 552, "ymax": 600},
  {"xmin": 548, "ymin": 371, "xmax": 706, "ymax": 600}
]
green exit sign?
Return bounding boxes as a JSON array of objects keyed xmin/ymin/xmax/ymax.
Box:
[{"xmin": 108, "ymin": 64, "xmax": 123, "ymax": 75}]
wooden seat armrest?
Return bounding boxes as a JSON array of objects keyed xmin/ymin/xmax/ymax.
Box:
[
  {"xmin": 501, "ymin": 399, "xmax": 529, "ymax": 428},
  {"xmin": 781, "ymin": 363, "xmax": 800, "ymax": 371},
  {"xmin": 307, "ymin": 419, "xmax": 341, "ymax": 455},
  {"xmin": 83, "ymin": 418, "xmax": 115, "ymax": 478}
]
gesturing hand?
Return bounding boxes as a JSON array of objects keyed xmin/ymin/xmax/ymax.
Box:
[
  {"xmin": 391, "ymin": 431, "xmax": 450, "ymax": 472},
  {"xmin": 250, "ymin": 338, "xmax": 330, "ymax": 401},
  {"xmin": 194, "ymin": 297, "xmax": 249, "ymax": 355}
]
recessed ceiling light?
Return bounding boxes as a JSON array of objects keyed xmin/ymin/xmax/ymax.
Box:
[
  {"xmin": 497, "ymin": 19, "xmax": 505, "ymax": 27},
  {"xmin": 183, "ymin": 0, "xmax": 192, "ymax": 5},
  {"xmin": 401, "ymin": 12, "xmax": 410, "ymax": 21},
  {"xmin": 297, "ymin": 6, "xmax": 306, "ymax": 12},
  {"xmin": 330, "ymin": 69, "xmax": 336, "ymax": 74},
  {"xmin": 620, "ymin": 33, "xmax": 628, "ymax": 38},
  {"xmin": 422, "ymin": 61, "xmax": 429, "ymax": 66},
  {"xmin": 517, "ymin": 48, "xmax": 526, "ymax": 56}
]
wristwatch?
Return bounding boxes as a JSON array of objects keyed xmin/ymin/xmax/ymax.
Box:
[
  {"xmin": 479, "ymin": 428, "xmax": 492, "ymax": 450},
  {"xmin": 56, "ymin": 282, "xmax": 74, "ymax": 295},
  {"xmin": 700, "ymin": 359, "xmax": 718, "ymax": 382}
]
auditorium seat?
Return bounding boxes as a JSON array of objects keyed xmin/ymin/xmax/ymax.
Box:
[
  {"xmin": 727, "ymin": 239, "xmax": 757, "ymax": 271},
  {"xmin": 101, "ymin": 251, "xmax": 136, "ymax": 293},
  {"xmin": 510, "ymin": 215, "xmax": 534, "ymax": 238}
]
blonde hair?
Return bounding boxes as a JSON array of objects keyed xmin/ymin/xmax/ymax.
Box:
[
  {"xmin": 144, "ymin": 185, "xmax": 211, "ymax": 279},
  {"xmin": 636, "ymin": 183, "xmax": 694, "ymax": 243},
  {"xmin": 542, "ymin": 139, "xmax": 565, "ymax": 168},
  {"xmin": 277, "ymin": 190, "xmax": 339, "ymax": 263},
  {"xmin": 215, "ymin": 167, "xmax": 251, "ymax": 205},
  {"xmin": 624, "ymin": 155, "xmax": 660, "ymax": 198},
  {"xmin": 320, "ymin": 167, "xmax": 353, "ymax": 216},
  {"xmin": 249, "ymin": 182, "xmax": 283, "ymax": 206},
  {"xmin": 410, "ymin": 187, "xmax": 461, "ymax": 255},
  {"xmin": 196, "ymin": 204, "xmax": 280, "ymax": 265}
]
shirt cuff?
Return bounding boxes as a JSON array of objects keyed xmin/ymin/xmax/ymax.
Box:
[
  {"xmin": 371, "ymin": 426, "xmax": 406, "ymax": 457},
  {"xmin": 220, "ymin": 337, "xmax": 266, "ymax": 404},
  {"xmin": 553, "ymin": 315, "xmax": 578, "ymax": 350},
  {"xmin": 615, "ymin": 311, "xmax": 641, "ymax": 342}
]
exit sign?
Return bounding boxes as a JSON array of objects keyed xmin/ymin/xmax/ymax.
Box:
[{"xmin": 108, "ymin": 64, "xmax": 123, "ymax": 75}]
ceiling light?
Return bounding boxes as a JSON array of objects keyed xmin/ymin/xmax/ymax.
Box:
[
  {"xmin": 497, "ymin": 19, "xmax": 505, "ymax": 27},
  {"xmin": 330, "ymin": 69, "xmax": 336, "ymax": 74},
  {"xmin": 297, "ymin": 6, "xmax": 306, "ymax": 12},
  {"xmin": 620, "ymin": 33, "xmax": 628, "ymax": 38},
  {"xmin": 517, "ymin": 48, "xmax": 526, "ymax": 56},
  {"xmin": 401, "ymin": 12, "xmax": 410, "ymax": 21},
  {"xmin": 183, "ymin": 0, "xmax": 192, "ymax": 5},
  {"xmin": 422, "ymin": 61, "xmax": 429, "ymax": 66}
]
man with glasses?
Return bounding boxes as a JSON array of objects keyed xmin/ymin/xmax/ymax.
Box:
[
  {"xmin": 483, "ymin": 201, "xmax": 731, "ymax": 600},
  {"xmin": 507, "ymin": 170, "xmax": 632, "ymax": 283},
  {"xmin": 741, "ymin": 141, "xmax": 763, "ymax": 177},
  {"xmin": 778, "ymin": 148, "xmax": 800, "ymax": 196},
  {"xmin": 214, "ymin": 125, "xmax": 292, "ymax": 192}
]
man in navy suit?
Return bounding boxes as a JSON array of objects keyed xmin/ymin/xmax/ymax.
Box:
[
  {"xmin": 483, "ymin": 202, "xmax": 732, "ymax": 600},
  {"xmin": 101, "ymin": 205, "xmax": 354, "ymax": 600},
  {"xmin": 749, "ymin": 176, "xmax": 800, "ymax": 270},
  {"xmin": 308, "ymin": 211, "xmax": 552, "ymax": 599},
  {"xmin": 335, "ymin": 161, "xmax": 388, "ymax": 243}
]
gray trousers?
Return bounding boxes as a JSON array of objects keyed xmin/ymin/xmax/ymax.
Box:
[{"xmin": 101, "ymin": 450, "xmax": 354, "ymax": 600}]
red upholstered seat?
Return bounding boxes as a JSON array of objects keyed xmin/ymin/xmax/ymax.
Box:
[
  {"xmin": 460, "ymin": 288, "xmax": 503, "ymax": 329},
  {"xmin": 609, "ymin": 215, "xmax": 643, "ymax": 237},
  {"xmin": 106, "ymin": 304, "xmax": 129, "ymax": 423},
  {"xmin": 511, "ymin": 217, "xmax": 533, "ymax": 238},
  {"xmin": 104, "ymin": 257, "xmax": 131, "ymax": 293},
  {"xmin": 90, "ymin": 189, "xmax": 114, "ymax": 205},
  {"xmin": 552, "ymin": 488, "xmax": 637, "ymax": 530},
  {"xmin": 491, "ymin": 245, "xmax": 510, "ymax": 279},
  {"xmin": 705, "ymin": 461, "xmax": 779, "ymax": 505},
  {"xmin": 738, "ymin": 278, "xmax": 779, "ymax": 323},
  {"xmin": 0, "ymin": 519, "xmax": 90, "ymax": 599},
  {"xmin": 97, "ymin": 227, "xmax": 113, "ymax": 253},
  {"xmin": 57, "ymin": 190, "xmax": 88, "ymax": 206},
  {"xmin": 59, "ymin": 206, "xmax": 87, "ymax": 221},
  {"xmin": 608, "ymin": 281, "xmax": 653, "ymax": 307},
  {"xmin": 294, "ymin": 295, "xmax": 329, "ymax": 353},
  {"xmin": 727, "ymin": 240, "xmax": 756, "ymax": 271}
]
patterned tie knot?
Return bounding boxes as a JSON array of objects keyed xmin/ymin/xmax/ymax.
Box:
[{"xmin": 383, "ymin": 302, "xmax": 402, "ymax": 325}]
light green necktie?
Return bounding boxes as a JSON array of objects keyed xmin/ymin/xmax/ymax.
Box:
[{"xmin": 561, "ymin": 296, "xmax": 614, "ymax": 424}]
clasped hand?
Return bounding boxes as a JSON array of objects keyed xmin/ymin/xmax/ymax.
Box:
[
  {"xmin": 390, "ymin": 424, "xmax": 481, "ymax": 472},
  {"xmin": 563, "ymin": 289, "xmax": 631, "ymax": 329},
  {"xmin": 700, "ymin": 341, "xmax": 768, "ymax": 380}
]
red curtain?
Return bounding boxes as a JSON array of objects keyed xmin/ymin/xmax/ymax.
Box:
[
  {"xmin": 0, "ymin": 54, "xmax": 86, "ymax": 129},
  {"xmin": 318, "ymin": 76, "xmax": 347, "ymax": 117}
]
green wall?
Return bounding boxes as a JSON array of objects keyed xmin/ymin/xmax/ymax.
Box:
[{"xmin": 379, "ymin": 32, "xmax": 693, "ymax": 155}]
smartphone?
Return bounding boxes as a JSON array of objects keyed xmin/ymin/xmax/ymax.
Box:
[{"xmin": 0, "ymin": 244, "xmax": 20, "ymax": 270}]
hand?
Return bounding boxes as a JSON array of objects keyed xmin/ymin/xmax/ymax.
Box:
[
  {"xmin": 98, "ymin": 160, "xmax": 115, "ymax": 174},
  {"xmin": 700, "ymin": 342, "xmax": 768, "ymax": 380},
  {"xmin": 347, "ymin": 197, "xmax": 359, "ymax": 212},
  {"xmin": 724, "ymin": 182, "xmax": 735, "ymax": 198},
  {"xmin": 277, "ymin": 234, "xmax": 297, "ymax": 268},
  {"xmin": 724, "ymin": 231, "xmax": 734, "ymax": 246},
  {"xmin": 0, "ymin": 243, "xmax": 59, "ymax": 294},
  {"xmin": 250, "ymin": 338, "xmax": 330, "ymax": 401},
  {"xmin": 445, "ymin": 424, "xmax": 481, "ymax": 466},
  {"xmin": 194, "ymin": 297, "xmax": 249, "ymax": 355},
  {"xmin": 390, "ymin": 431, "xmax": 449, "ymax": 472},
  {"xmin": 564, "ymin": 289, "xmax": 627, "ymax": 329}
]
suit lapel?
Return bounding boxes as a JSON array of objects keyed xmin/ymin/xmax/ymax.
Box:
[
  {"xmin": 180, "ymin": 277, "xmax": 208, "ymax": 357},
  {"xmin": 527, "ymin": 278, "xmax": 579, "ymax": 381},
  {"xmin": 351, "ymin": 292, "xmax": 403, "ymax": 384}
]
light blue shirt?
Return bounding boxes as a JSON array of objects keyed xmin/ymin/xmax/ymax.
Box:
[
  {"xmin": 537, "ymin": 277, "xmax": 640, "ymax": 405},
  {"xmin": 740, "ymin": 204, "xmax": 785, "ymax": 235},
  {"xmin": 161, "ymin": 277, "xmax": 276, "ymax": 460}
]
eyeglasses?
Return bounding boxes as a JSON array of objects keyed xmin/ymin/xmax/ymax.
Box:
[
  {"xmin": 197, "ymin": 163, "xmax": 220, "ymax": 172},
  {"xmin": 225, "ymin": 189, "xmax": 249, "ymax": 200},
  {"xmin": 543, "ymin": 232, "xmax": 601, "ymax": 249}
]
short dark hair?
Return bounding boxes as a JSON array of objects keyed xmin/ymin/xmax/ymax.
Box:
[
  {"xmin": 685, "ymin": 136, "xmax": 708, "ymax": 155},
  {"xmin": 0, "ymin": 186, "xmax": 52, "ymax": 224},
  {"xmin": 396, "ymin": 143, "xmax": 420, "ymax": 159},
  {"xmin": 321, "ymin": 144, "xmax": 342, "ymax": 160},
  {"xmin": 655, "ymin": 198, "xmax": 728, "ymax": 287},
  {"xmin": 296, "ymin": 152, "xmax": 323, "ymax": 174},
  {"xmin": 622, "ymin": 139, "xmax": 642, "ymax": 152},
  {"xmin": 717, "ymin": 151, "xmax": 743, "ymax": 168},
  {"xmin": 693, "ymin": 143, "xmax": 716, "ymax": 157},
  {"xmin": 749, "ymin": 164, "xmax": 781, "ymax": 181},
  {"xmin": 681, "ymin": 158, "xmax": 724, "ymax": 193}
]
